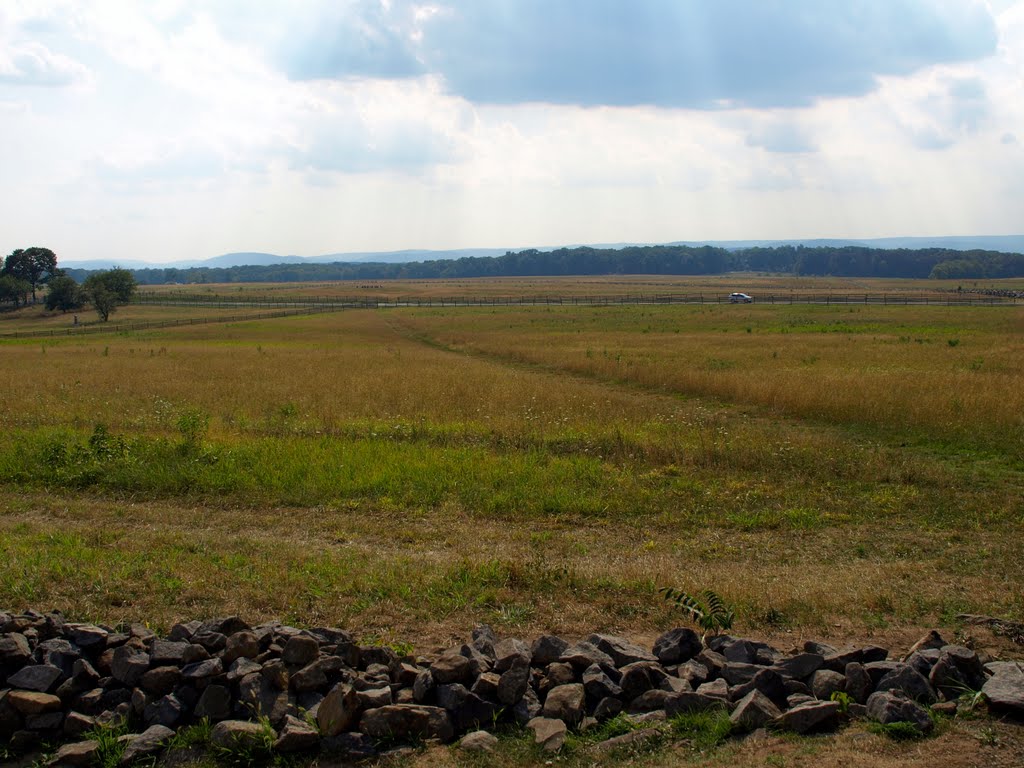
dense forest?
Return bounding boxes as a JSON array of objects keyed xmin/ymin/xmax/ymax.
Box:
[{"xmin": 64, "ymin": 245, "xmax": 1024, "ymax": 285}]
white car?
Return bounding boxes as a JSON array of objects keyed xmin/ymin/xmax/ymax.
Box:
[{"xmin": 729, "ymin": 292, "xmax": 753, "ymax": 303}]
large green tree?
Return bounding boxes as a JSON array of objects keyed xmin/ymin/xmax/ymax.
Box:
[
  {"xmin": 3, "ymin": 247, "xmax": 58, "ymax": 302},
  {"xmin": 45, "ymin": 275, "xmax": 85, "ymax": 313},
  {"xmin": 0, "ymin": 274, "xmax": 32, "ymax": 308},
  {"xmin": 83, "ymin": 268, "xmax": 137, "ymax": 321}
]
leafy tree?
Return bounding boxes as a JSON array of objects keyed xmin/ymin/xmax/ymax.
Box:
[
  {"xmin": 3, "ymin": 247, "xmax": 58, "ymax": 302},
  {"xmin": 83, "ymin": 268, "xmax": 137, "ymax": 321},
  {"xmin": 44, "ymin": 275, "xmax": 85, "ymax": 312},
  {"xmin": 0, "ymin": 274, "xmax": 32, "ymax": 308}
]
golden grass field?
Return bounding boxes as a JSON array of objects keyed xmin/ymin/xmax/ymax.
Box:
[{"xmin": 1, "ymin": 275, "xmax": 1022, "ymax": 766}]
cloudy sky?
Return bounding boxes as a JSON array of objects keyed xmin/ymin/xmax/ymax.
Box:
[{"xmin": 1, "ymin": 1, "xmax": 1022, "ymax": 263}]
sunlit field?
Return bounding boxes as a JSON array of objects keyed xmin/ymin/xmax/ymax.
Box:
[{"xmin": 1, "ymin": 282, "xmax": 1021, "ymax": 657}]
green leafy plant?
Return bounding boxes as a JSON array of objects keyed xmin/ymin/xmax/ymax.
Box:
[
  {"xmin": 660, "ymin": 587, "xmax": 735, "ymax": 639},
  {"xmin": 830, "ymin": 690, "xmax": 852, "ymax": 715}
]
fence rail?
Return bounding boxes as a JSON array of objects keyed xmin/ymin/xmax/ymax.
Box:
[{"xmin": 2, "ymin": 292, "xmax": 1017, "ymax": 339}]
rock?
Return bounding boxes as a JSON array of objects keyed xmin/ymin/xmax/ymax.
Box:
[
  {"xmin": 527, "ymin": 716, "xmax": 567, "ymax": 752},
  {"xmin": 982, "ymin": 663, "xmax": 1024, "ymax": 716},
  {"xmin": 730, "ymin": 690, "xmax": 782, "ymax": 732},
  {"xmin": 223, "ymin": 631, "xmax": 260, "ymax": 664},
  {"xmin": 413, "ymin": 669, "xmax": 435, "ymax": 703},
  {"xmin": 7, "ymin": 690, "xmax": 63, "ymax": 715},
  {"xmin": 65, "ymin": 625, "xmax": 108, "ymax": 650},
  {"xmin": 358, "ymin": 686, "xmax": 393, "ymax": 710},
  {"xmin": 149, "ymin": 640, "xmax": 189, "ymax": 666},
  {"xmin": 26, "ymin": 711, "xmax": 64, "ymax": 731},
  {"xmin": 471, "ymin": 625, "xmax": 497, "ymax": 658},
  {"xmin": 118, "ymin": 724, "xmax": 175, "ymax": 765},
  {"xmin": 195, "ymin": 685, "xmax": 232, "ymax": 721},
  {"xmin": 44, "ymin": 740, "xmax": 99, "ymax": 767},
  {"xmin": 198, "ymin": 617, "xmax": 250, "ymax": 637},
  {"xmin": 677, "ymin": 660, "xmax": 710, "ymax": 688},
  {"xmin": 181, "ymin": 657, "xmax": 223, "ymax": 681},
  {"xmin": 544, "ymin": 662, "xmax": 576, "ymax": 688},
  {"xmin": 110, "ymin": 645, "xmax": 150, "ymax": 687},
  {"xmin": 583, "ymin": 663, "xmax": 622, "ymax": 702},
  {"xmin": 282, "ymin": 635, "xmax": 320, "ymax": 667},
  {"xmin": 430, "ymin": 653, "xmax": 472, "ymax": 685},
  {"xmin": 594, "ymin": 696, "xmax": 624, "ymax": 721},
  {"xmin": 167, "ymin": 621, "xmax": 201, "ymax": 642},
  {"xmin": 772, "ymin": 653, "xmax": 824, "ymax": 681},
  {"xmin": 359, "ymin": 704, "xmax": 454, "ymax": 743},
  {"xmin": 317, "ymin": 683, "xmax": 360, "ymax": 737},
  {"xmin": 493, "ymin": 638, "xmax": 532, "ymax": 672},
  {"xmin": 903, "ymin": 630, "xmax": 946, "ymax": 660},
  {"xmin": 929, "ymin": 646, "xmax": 987, "ymax": 699},
  {"xmin": 320, "ymin": 731, "xmax": 377, "ymax": 760},
  {"xmin": 542, "ymin": 683, "xmax": 586, "ymax": 725},
  {"xmin": 696, "ymin": 678, "xmax": 730, "ymax": 701},
  {"xmin": 588, "ymin": 634, "xmax": 658, "ymax": 667},
  {"xmin": 0, "ymin": 633, "xmax": 32, "ymax": 664},
  {"xmin": 471, "ymin": 671, "xmax": 500, "ymax": 699},
  {"xmin": 191, "ymin": 631, "xmax": 227, "ymax": 654},
  {"xmin": 653, "ymin": 627, "xmax": 702, "ymax": 665},
  {"xmin": 773, "ymin": 701, "xmax": 840, "ymax": 734},
  {"xmin": 696, "ymin": 649, "xmax": 728, "ymax": 679},
  {"xmin": 7, "ymin": 664, "xmax": 63, "ymax": 693},
  {"xmin": 721, "ymin": 640, "xmax": 756, "ymax": 664},
  {"xmin": 876, "ymin": 664, "xmax": 937, "ymax": 705},
  {"xmin": 810, "ymin": 669, "xmax": 846, "ymax": 701},
  {"xmin": 497, "ymin": 657, "xmax": 531, "ymax": 706},
  {"xmin": 210, "ymin": 719, "xmax": 268, "ymax": 750},
  {"xmin": 722, "ymin": 662, "xmax": 761, "ymax": 687},
  {"xmin": 459, "ymin": 730, "xmax": 498, "ymax": 752},
  {"xmin": 730, "ymin": 669, "xmax": 788, "ymax": 710},
  {"xmin": 906, "ymin": 650, "xmax": 940, "ymax": 677},
  {"xmin": 866, "ymin": 690, "xmax": 933, "ymax": 734},
  {"xmin": 139, "ymin": 666, "xmax": 181, "ymax": 696},
  {"xmin": 595, "ymin": 727, "xmax": 661, "ymax": 752},
  {"xmin": 513, "ymin": 684, "xmax": 542, "ymax": 725},
  {"xmin": 273, "ymin": 714, "xmax": 320, "ymax": 753},
  {"xmin": 63, "ymin": 711, "xmax": 96, "ymax": 738},
  {"xmin": 290, "ymin": 660, "xmax": 328, "ymax": 693},
  {"xmin": 559, "ymin": 641, "xmax": 614, "ymax": 671},
  {"xmin": 531, "ymin": 635, "xmax": 569, "ymax": 667},
  {"xmin": 628, "ymin": 689, "xmax": 672, "ymax": 714},
  {"xmin": 143, "ymin": 694, "xmax": 185, "ymax": 728},
  {"xmin": 261, "ymin": 659, "xmax": 289, "ymax": 690},
  {"xmin": 619, "ymin": 663, "xmax": 655, "ymax": 700},
  {"xmin": 845, "ymin": 662, "xmax": 873, "ymax": 704}
]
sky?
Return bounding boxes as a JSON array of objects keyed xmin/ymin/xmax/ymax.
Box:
[{"xmin": 1, "ymin": 0, "xmax": 1022, "ymax": 263}]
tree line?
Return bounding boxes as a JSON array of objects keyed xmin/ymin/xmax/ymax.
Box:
[
  {"xmin": 2, "ymin": 247, "xmax": 137, "ymax": 320},
  {"xmin": 60, "ymin": 244, "xmax": 1024, "ymax": 286}
]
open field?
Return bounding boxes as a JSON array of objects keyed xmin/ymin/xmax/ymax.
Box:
[{"xmin": 1, "ymin": 278, "xmax": 1022, "ymax": 765}]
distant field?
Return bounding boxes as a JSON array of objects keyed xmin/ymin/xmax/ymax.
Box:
[{"xmin": 1, "ymin": 279, "xmax": 1021, "ymax": 652}]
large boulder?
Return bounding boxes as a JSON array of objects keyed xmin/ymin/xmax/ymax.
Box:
[
  {"xmin": 542, "ymin": 684, "xmax": 585, "ymax": 726},
  {"xmin": 982, "ymin": 663, "xmax": 1024, "ymax": 717},
  {"xmin": 653, "ymin": 628, "xmax": 702, "ymax": 666},
  {"xmin": 866, "ymin": 690, "xmax": 933, "ymax": 734},
  {"xmin": 359, "ymin": 704, "xmax": 454, "ymax": 743}
]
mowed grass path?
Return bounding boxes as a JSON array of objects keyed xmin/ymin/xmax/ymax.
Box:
[{"xmin": 0, "ymin": 304, "xmax": 1021, "ymax": 642}]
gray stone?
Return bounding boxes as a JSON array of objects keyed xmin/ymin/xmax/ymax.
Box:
[
  {"xmin": 44, "ymin": 740, "xmax": 99, "ymax": 767},
  {"xmin": 118, "ymin": 724, "xmax": 174, "ymax": 765},
  {"xmin": 583, "ymin": 663, "xmax": 622, "ymax": 702},
  {"xmin": 653, "ymin": 627, "xmax": 702, "ymax": 665},
  {"xmin": 696, "ymin": 678, "xmax": 730, "ymax": 701},
  {"xmin": 226, "ymin": 657, "xmax": 262, "ymax": 684},
  {"xmin": 722, "ymin": 640, "xmax": 756, "ymax": 664},
  {"xmin": 413, "ymin": 669, "xmax": 435, "ymax": 703},
  {"xmin": 149, "ymin": 640, "xmax": 188, "ymax": 665},
  {"xmin": 471, "ymin": 671, "xmax": 500, "ymax": 698},
  {"xmin": 210, "ymin": 719, "xmax": 269, "ymax": 750},
  {"xmin": 542, "ymin": 683, "xmax": 586, "ymax": 725},
  {"xmin": 25, "ymin": 711, "xmax": 64, "ymax": 731},
  {"xmin": 531, "ymin": 635, "xmax": 569, "ymax": 667},
  {"xmin": 317, "ymin": 682, "xmax": 360, "ymax": 737},
  {"xmin": 181, "ymin": 644, "xmax": 210, "ymax": 665},
  {"xmin": 195, "ymin": 684, "xmax": 232, "ymax": 721},
  {"xmin": 7, "ymin": 664, "xmax": 63, "ymax": 693},
  {"xmin": 181, "ymin": 657, "xmax": 223, "ymax": 680},
  {"xmin": 594, "ymin": 696, "xmax": 624, "ymax": 721},
  {"xmin": 845, "ymin": 662, "xmax": 873, "ymax": 704},
  {"xmin": 876, "ymin": 664, "xmax": 937, "ymax": 704},
  {"xmin": 619, "ymin": 662, "xmax": 655, "ymax": 701},
  {"xmin": 771, "ymin": 653, "xmax": 824, "ymax": 681},
  {"xmin": 810, "ymin": 669, "xmax": 846, "ymax": 701},
  {"xmin": 730, "ymin": 690, "xmax": 782, "ymax": 732},
  {"xmin": 430, "ymin": 653, "xmax": 472, "ymax": 685},
  {"xmin": 723, "ymin": 662, "xmax": 761, "ymax": 686},
  {"xmin": 471, "ymin": 624, "xmax": 497, "ymax": 658},
  {"xmin": 493, "ymin": 638, "xmax": 532, "ymax": 672},
  {"xmin": 198, "ymin": 616, "xmax": 250, "ymax": 637},
  {"xmin": 730, "ymin": 668, "xmax": 788, "ymax": 710},
  {"xmin": 903, "ymin": 630, "xmax": 946, "ymax": 660},
  {"xmin": 273, "ymin": 714, "xmax": 320, "ymax": 753},
  {"xmin": 359, "ymin": 704, "xmax": 455, "ymax": 743},
  {"xmin": 63, "ymin": 711, "xmax": 96, "ymax": 738},
  {"xmin": 223, "ymin": 631, "xmax": 260, "ymax": 664},
  {"xmin": 143, "ymin": 694, "xmax": 185, "ymax": 728},
  {"xmin": 65, "ymin": 624, "xmax": 108, "ymax": 649},
  {"xmin": 513, "ymin": 684, "xmax": 542, "ymax": 725},
  {"xmin": 320, "ymin": 731, "xmax": 377, "ymax": 760},
  {"xmin": 772, "ymin": 701, "xmax": 840, "ymax": 734},
  {"xmin": 588, "ymin": 633, "xmax": 658, "ymax": 667},
  {"xmin": 261, "ymin": 659, "xmax": 289, "ymax": 690},
  {"xmin": 677, "ymin": 660, "xmax": 709, "ymax": 687},
  {"xmin": 595, "ymin": 727, "xmax": 661, "ymax": 752},
  {"xmin": 982, "ymin": 663, "xmax": 1024, "ymax": 716},
  {"xmin": 290, "ymin": 660, "xmax": 328, "ymax": 693},
  {"xmin": 929, "ymin": 646, "xmax": 987, "ymax": 698},
  {"xmin": 358, "ymin": 686, "xmax": 393, "ymax": 709},
  {"xmin": 110, "ymin": 645, "xmax": 150, "ymax": 687},
  {"xmin": 139, "ymin": 666, "xmax": 181, "ymax": 696},
  {"xmin": 866, "ymin": 690, "xmax": 933, "ymax": 734},
  {"xmin": 282, "ymin": 635, "xmax": 320, "ymax": 667},
  {"xmin": 559, "ymin": 641, "xmax": 614, "ymax": 670},
  {"xmin": 497, "ymin": 657, "xmax": 531, "ymax": 706},
  {"xmin": 527, "ymin": 716, "xmax": 567, "ymax": 752},
  {"xmin": 628, "ymin": 689, "xmax": 672, "ymax": 714},
  {"xmin": 0, "ymin": 633, "xmax": 32, "ymax": 664},
  {"xmin": 459, "ymin": 730, "xmax": 499, "ymax": 752}
]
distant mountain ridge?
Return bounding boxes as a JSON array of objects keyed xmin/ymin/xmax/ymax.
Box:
[{"xmin": 61, "ymin": 235, "xmax": 1024, "ymax": 270}]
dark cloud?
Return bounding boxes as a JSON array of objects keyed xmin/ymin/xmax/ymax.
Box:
[{"xmin": 269, "ymin": 1, "xmax": 999, "ymax": 108}]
